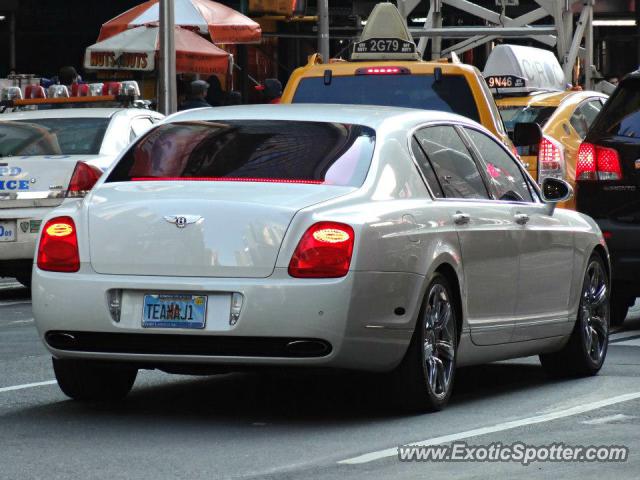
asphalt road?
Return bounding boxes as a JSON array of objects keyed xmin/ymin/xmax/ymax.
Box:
[{"xmin": 1, "ymin": 277, "xmax": 640, "ymax": 480}]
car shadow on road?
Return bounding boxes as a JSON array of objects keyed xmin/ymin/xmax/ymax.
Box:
[
  {"xmin": 0, "ymin": 285, "xmax": 30, "ymax": 301},
  {"xmin": 5, "ymin": 360, "xmax": 559, "ymax": 426}
]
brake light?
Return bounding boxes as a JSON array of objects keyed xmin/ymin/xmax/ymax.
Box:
[
  {"xmin": 355, "ymin": 67, "xmax": 410, "ymax": 75},
  {"xmin": 538, "ymin": 136, "xmax": 563, "ymax": 181},
  {"xmin": 66, "ymin": 162, "xmax": 103, "ymax": 198},
  {"xmin": 576, "ymin": 142, "xmax": 622, "ymax": 181},
  {"xmin": 37, "ymin": 217, "xmax": 80, "ymax": 272},
  {"xmin": 288, "ymin": 222, "xmax": 355, "ymax": 278},
  {"xmin": 130, "ymin": 177, "xmax": 323, "ymax": 184}
]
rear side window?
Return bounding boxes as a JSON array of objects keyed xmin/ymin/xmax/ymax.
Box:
[
  {"xmin": 414, "ymin": 125, "xmax": 489, "ymax": 199},
  {"xmin": 591, "ymin": 78, "xmax": 640, "ymax": 138},
  {"xmin": 292, "ymin": 74, "xmax": 481, "ymax": 123},
  {"xmin": 107, "ymin": 120, "xmax": 375, "ymax": 187},
  {"xmin": 570, "ymin": 100, "xmax": 602, "ymax": 139}
]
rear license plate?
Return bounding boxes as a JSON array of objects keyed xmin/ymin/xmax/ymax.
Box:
[
  {"xmin": 142, "ymin": 294, "xmax": 207, "ymax": 329},
  {"xmin": 0, "ymin": 220, "xmax": 16, "ymax": 242}
]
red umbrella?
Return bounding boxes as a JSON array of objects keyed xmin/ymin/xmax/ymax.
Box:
[
  {"xmin": 98, "ymin": 0, "xmax": 261, "ymax": 44},
  {"xmin": 85, "ymin": 25, "xmax": 231, "ymax": 75}
]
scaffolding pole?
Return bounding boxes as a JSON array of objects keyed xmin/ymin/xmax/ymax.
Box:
[{"xmin": 159, "ymin": 0, "xmax": 177, "ymax": 115}]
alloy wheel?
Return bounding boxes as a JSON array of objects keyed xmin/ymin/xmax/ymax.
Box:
[
  {"xmin": 580, "ymin": 260, "xmax": 609, "ymax": 365},
  {"xmin": 423, "ymin": 283, "xmax": 456, "ymax": 398}
]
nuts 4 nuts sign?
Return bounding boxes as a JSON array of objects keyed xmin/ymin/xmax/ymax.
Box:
[{"xmin": 87, "ymin": 51, "xmax": 154, "ymax": 71}]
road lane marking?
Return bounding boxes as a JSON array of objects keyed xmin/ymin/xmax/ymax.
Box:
[
  {"xmin": 0, "ymin": 283, "xmax": 23, "ymax": 290},
  {"xmin": 582, "ymin": 414, "xmax": 636, "ymax": 425},
  {"xmin": 613, "ymin": 337, "xmax": 640, "ymax": 347},
  {"xmin": 9, "ymin": 319, "xmax": 33, "ymax": 324},
  {"xmin": 0, "ymin": 380, "xmax": 56, "ymax": 394},
  {"xmin": 609, "ymin": 331, "xmax": 640, "ymax": 342},
  {"xmin": 339, "ymin": 390, "xmax": 640, "ymax": 465}
]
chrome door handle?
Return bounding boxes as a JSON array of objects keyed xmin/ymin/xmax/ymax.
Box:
[
  {"xmin": 453, "ymin": 212, "xmax": 470, "ymax": 225},
  {"xmin": 514, "ymin": 213, "xmax": 530, "ymax": 225}
]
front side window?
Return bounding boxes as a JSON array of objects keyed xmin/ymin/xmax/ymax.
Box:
[
  {"xmin": 464, "ymin": 128, "xmax": 533, "ymax": 202},
  {"xmin": 414, "ymin": 125, "xmax": 489, "ymax": 199},
  {"xmin": 107, "ymin": 120, "xmax": 376, "ymax": 187}
]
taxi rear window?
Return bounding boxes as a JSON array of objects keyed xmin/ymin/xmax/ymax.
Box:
[
  {"xmin": 292, "ymin": 74, "xmax": 480, "ymax": 123},
  {"xmin": 107, "ymin": 120, "xmax": 375, "ymax": 187},
  {"xmin": 498, "ymin": 105, "xmax": 556, "ymax": 133}
]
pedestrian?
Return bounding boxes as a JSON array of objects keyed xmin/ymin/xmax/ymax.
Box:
[
  {"xmin": 225, "ymin": 91, "xmax": 242, "ymax": 105},
  {"xmin": 58, "ymin": 66, "xmax": 80, "ymax": 87},
  {"xmin": 205, "ymin": 76, "xmax": 225, "ymax": 107},
  {"xmin": 179, "ymin": 80, "xmax": 212, "ymax": 111},
  {"xmin": 263, "ymin": 78, "xmax": 282, "ymax": 104}
]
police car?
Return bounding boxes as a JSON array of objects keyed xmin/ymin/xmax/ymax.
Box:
[
  {"xmin": 0, "ymin": 83, "xmax": 163, "ymax": 286},
  {"xmin": 484, "ymin": 45, "xmax": 607, "ymax": 208}
]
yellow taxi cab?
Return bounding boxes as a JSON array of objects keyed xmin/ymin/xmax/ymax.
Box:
[
  {"xmin": 483, "ymin": 44, "xmax": 607, "ymax": 208},
  {"xmin": 281, "ymin": 3, "xmax": 513, "ymax": 151}
]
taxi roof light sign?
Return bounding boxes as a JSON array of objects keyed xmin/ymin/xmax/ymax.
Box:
[
  {"xmin": 483, "ymin": 44, "xmax": 566, "ymax": 94},
  {"xmin": 351, "ymin": 3, "xmax": 420, "ymax": 61}
]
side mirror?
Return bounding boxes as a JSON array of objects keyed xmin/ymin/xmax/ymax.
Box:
[
  {"xmin": 541, "ymin": 177, "xmax": 573, "ymax": 203},
  {"xmin": 513, "ymin": 122, "xmax": 542, "ymax": 147}
]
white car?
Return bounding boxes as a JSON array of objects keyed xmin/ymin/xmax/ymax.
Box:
[
  {"xmin": 0, "ymin": 108, "xmax": 164, "ymax": 286},
  {"xmin": 32, "ymin": 105, "xmax": 610, "ymax": 411}
]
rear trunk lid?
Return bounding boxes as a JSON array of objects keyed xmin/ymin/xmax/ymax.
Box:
[
  {"xmin": 0, "ymin": 155, "xmax": 105, "ymax": 209},
  {"xmin": 88, "ymin": 182, "xmax": 354, "ymax": 277}
]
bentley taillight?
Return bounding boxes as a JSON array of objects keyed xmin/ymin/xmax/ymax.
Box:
[
  {"xmin": 288, "ymin": 222, "xmax": 355, "ymax": 278},
  {"xmin": 37, "ymin": 217, "xmax": 80, "ymax": 272}
]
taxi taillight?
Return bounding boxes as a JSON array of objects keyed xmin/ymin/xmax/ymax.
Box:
[
  {"xmin": 538, "ymin": 136, "xmax": 564, "ymax": 182},
  {"xmin": 37, "ymin": 217, "xmax": 80, "ymax": 272},
  {"xmin": 288, "ymin": 222, "xmax": 355, "ymax": 278}
]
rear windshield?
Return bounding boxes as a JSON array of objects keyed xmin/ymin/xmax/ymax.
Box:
[
  {"xmin": 498, "ymin": 105, "xmax": 556, "ymax": 133},
  {"xmin": 292, "ymin": 74, "xmax": 481, "ymax": 123},
  {"xmin": 0, "ymin": 118, "xmax": 109, "ymax": 156},
  {"xmin": 590, "ymin": 78, "xmax": 640, "ymax": 138},
  {"xmin": 107, "ymin": 120, "xmax": 376, "ymax": 187}
]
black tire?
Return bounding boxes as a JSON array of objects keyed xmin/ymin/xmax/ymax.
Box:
[
  {"xmin": 52, "ymin": 358, "xmax": 137, "ymax": 402},
  {"xmin": 392, "ymin": 273, "xmax": 458, "ymax": 412},
  {"xmin": 540, "ymin": 253, "xmax": 609, "ymax": 377},
  {"xmin": 610, "ymin": 293, "xmax": 632, "ymax": 327}
]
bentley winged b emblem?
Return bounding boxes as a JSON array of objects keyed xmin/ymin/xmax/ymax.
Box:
[{"xmin": 164, "ymin": 215, "xmax": 203, "ymax": 229}]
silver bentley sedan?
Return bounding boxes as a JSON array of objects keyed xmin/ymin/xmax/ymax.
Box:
[{"xmin": 32, "ymin": 104, "xmax": 610, "ymax": 411}]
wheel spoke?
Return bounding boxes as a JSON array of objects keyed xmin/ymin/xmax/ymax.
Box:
[
  {"xmin": 589, "ymin": 326, "xmax": 600, "ymax": 357},
  {"xmin": 432, "ymin": 357, "xmax": 446, "ymax": 394},
  {"xmin": 591, "ymin": 283, "xmax": 607, "ymax": 307},
  {"xmin": 427, "ymin": 357, "xmax": 438, "ymax": 392},
  {"xmin": 436, "ymin": 340, "xmax": 455, "ymax": 362}
]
